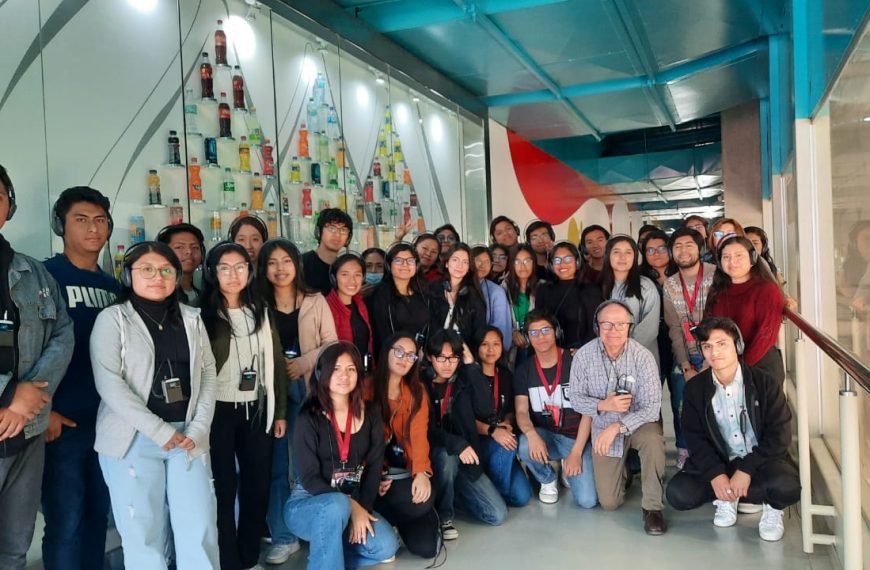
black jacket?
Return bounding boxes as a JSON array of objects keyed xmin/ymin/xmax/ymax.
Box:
[
  {"xmin": 366, "ymin": 280, "xmax": 431, "ymax": 360},
  {"xmin": 424, "ymin": 362, "xmax": 493, "ymax": 481},
  {"xmin": 427, "ymin": 280, "xmax": 487, "ymax": 350},
  {"xmin": 533, "ymin": 279, "xmax": 602, "ymax": 349},
  {"xmin": 681, "ymin": 362, "xmax": 792, "ymax": 482}
]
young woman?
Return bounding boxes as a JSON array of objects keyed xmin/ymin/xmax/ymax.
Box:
[
  {"xmin": 488, "ymin": 244, "xmax": 510, "ymax": 283},
  {"xmin": 475, "ymin": 327, "xmax": 532, "ymax": 507},
  {"xmin": 257, "ymin": 238, "xmax": 337, "ymax": 565},
  {"xmin": 534, "ymin": 241, "xmax": 603, "ymax": 350},
  {"xmin": 229, "ymin": 216, "xmax": 268, "ymax": 270},
  {"xmin": 368, "ymin": 333, "xmax": 440, "ymax": 558},
  {"xmin": 423, "ymin": 329, "xmax": 507, "ymax": 539},
  {"xmin": 200, "ymin": 242, "xmax": 287, "ymax": 570},
  {"xmin": 707, "ymin": 217, "xmax": 745, "ymax": 254},
  {"xmin": 600, "ymin": 235, "xmax": 661, "ymax": 365},
  {"xmin": 360, "ymin": 247, "xmax": 385, "ymax": 297},
  {"xmin": 367, "ymin": 243, "xmax": 431, "ymax": 359},
  {"xmin": 326, "ymin": 253, "xmax": 373, "ymax": 364},
  {"xmin": 471, "ymin": 245, "xmax": 513, "ymax": 350},
  {"xmin": 434, "ymin": 224, "xmax": 461, "ymax": 265},
  {"xmin": 91, "ymin": 242, "xmax": 219, "ymax": 569},
  {"xmin": 284, "ymin": 342, "xmax": 399, "ymax": 569},
  {"xmin": 415, "ymin": 233, "xmax": 443, "ymax": 283},
  {"xmin": 428, "ymin": 243, "xmax": 487, "ymax": 348},
  {"xmin": 503, "ymin": 244, "xmax": 538, "ymax": 365},
  {"xmin": 705, "ymin": 235, "xmax": 786, "ymax": 381},
  {"xmin": 744, "ymin": 226, "xmax": 784, "ymax": 284},
  {"xmin": 640, "ymin": 229, "xmax": 675, "ymax": 378}
]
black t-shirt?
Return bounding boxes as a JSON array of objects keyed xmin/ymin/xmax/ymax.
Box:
[
  {"xmin": 513, "ymin": 349, "xmax": 580, "ymax": 437},
  {"xmin": 483, "ymin": 365, "xmax": 514, "ymax": 423},
  {"xmin": 273, "ymin": 308, "xmax": 300, "ymax": 353},
  {"xmin": 348, "ymin": 303, "xmax": 370, "ymax": 357},
  {"xmin": 302, "ymin": 250, "xmax": 332, "ymax": 296}
]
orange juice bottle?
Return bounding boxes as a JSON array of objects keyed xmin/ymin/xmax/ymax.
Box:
[{"xmin": 188, "ymin": 157, "xmax": 202, "ymax": 200}]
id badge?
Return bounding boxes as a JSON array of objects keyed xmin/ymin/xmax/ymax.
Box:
[
  {"xmin": 239, "ymin": 369, "xmax": 257, "ymax": 391},
  {"xmin": 544, "ymin": 404, "xmax": 561, "ymax": 428},
  {"xmin": 682, "ymin": 321, "xmax": 697, "ymax": 344},
  {"xmin": 161, "ymin": 377, "xmax": 186, "ymax": 404},
  {"xmin": 330, "ymin": 469, "xmax": 355, "ymax": 489}
]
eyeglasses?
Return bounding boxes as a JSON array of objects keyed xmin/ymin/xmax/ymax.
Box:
[
  {"xmin": 324, "ymin": 225, "xmax": 351, "ymax": 236},
  {"xmin": 492, "ymin": 254, "xmax": 508, "ymax": 262},
  {"xmin": 216, "ymin": 263, "xmax": 249, "ymax": 276},
  {"xmin": 527, "ymin": 327, "xmax": 553, "ymax": 337},
  {"xmin": 391, "ymin": 346, "xmax": 419, "ymax": 362},
  {"xmin": 131, "ymin": 265, "xmax": 177, "ymax": 280},
  {"xmin": 514, "ymin": 258, "xmax": 534, "ymax": 267},
  {"xmin": 529, "ymin": 233, "xmax": 551, "ymax": 243},
  {"xmin": 552, "ymin": 256, "xmax": 574, "ymax": 265},
  {"xmin": 437, "ymin": 234, "xmax": 457, "ymax": 244},
  {"xmin": 434, "ymin": 354, "xmax": 461, "ymax": 363},
  {"xmin": 598, "ymin": 321, "xmax": 631, "ymax": 331},
  {"xmin": 391, "ymin": 257, "xmax": 417, "ymax": 267},
  {"xmin": 645, "ymin": 246, "xmax": 669, "ymax": 255}
]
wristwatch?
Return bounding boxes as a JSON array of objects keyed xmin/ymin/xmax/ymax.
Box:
[{"xmin": 618, "ymin": 422, "xmax": 630, "ymax": 435}]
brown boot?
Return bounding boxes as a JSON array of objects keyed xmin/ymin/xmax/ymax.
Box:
[{"xmin": 643, "ymin": 509, "xmax": 667, "ymax": 535}]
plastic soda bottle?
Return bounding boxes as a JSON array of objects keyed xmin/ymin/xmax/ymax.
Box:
[
  {"xmin": 113, "ymin": 244, "xmax": 125, "ymax": 280},
  {"xmin": 148, "ymin": 170, "xmax": 161, "ymax": 205},
  {"xmin": 251, "ymin": 174, "xmax": 264, "ymax": 209},
  {"xmin": 232, "ymin": 66, "xmax": 245, "ymax": 109},
  {"xmin": 200, "ymin": 52, "xmax": 213, "ymax": 98},
  {"xmin": 222, "ymin": 168, "xmax": 235, "ymax": 208},
  {"xmin": 215, "ymin": 20, "xmax": 227, "ymax": 65},
  {"xmin": 298, "ymin": 123, "xmax": 309, "ymax": 157},
  {"xmin": 302, "ymin": 187, "xmax": 313, "ymax": 217},
  {"xmin": 262, "ymin": 139, "xmax": 275, "ymax": 176},
  {"xmin": 239, "ymin": 136, "xmax": 251, "ymax": 172},
  {"xmin": 290, "ymin": 157, "xmax": 301, "ymax": 183},
  {"xmin": 170, "ymin": 198, "xmax": 184, "ymax": 224},
  {"xmin": 188, "ymin": 157, "xmax": 203, "ymax": 200}
]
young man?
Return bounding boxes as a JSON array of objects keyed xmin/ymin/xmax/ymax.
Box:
[
  {"xmin": 666, "ymin": 317, "xmax": 799, "ymax": 541},
  {"xmin": 0, "ymin": 165, "xmax": 74, "ymax": 569},
  {"xmin": 156, "ymin": 222, "xmax": 204, "ymax": 305},
  {"xmin": 579, "ymin": 224, "xmax": 610, "ymax": 283},
  {"xmin": 302, "ymin": 208, "xmax": 353, "ymax": 295},
  {"xmin": 524, "ymin": 220, "xmax": 555, "ymax": 281},
  {"xmin": 515, "ymin": 309, "xmax": 597, "ymax": 507},
  {"xmin": 661, "ymin": 227, "xmax": 716, "ymax": 469},
  {"xmin": 42, "ymin": 186, "xmax": 119, "ymax": 570},
  {"xmin": 569, "ymin": 300, "xmax": 666, "ymax": 535},
  {"xmin": 489, "ymin": 216, "xmax": 520, "ymax": 251},
  {"xmin": 682, "ymin": 215, "xmax": 712, "ymax": 262}
]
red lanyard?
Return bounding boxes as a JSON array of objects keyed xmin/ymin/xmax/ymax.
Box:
[
  {"xmin": 535, "ymin": 350, "xmax": 563, "ymax": 397},
  {"xmin": 328, "ymin": 409, "xmax": 353, "ymax": 464},
  {"xmin": 679, "ymin": 264, "xmax": 704, "ymax": 316},
  {"xmin": 440, "ymin": 382, "xmax": 454, "ymax": 418},
  {"xmin": 492, "ymin": 368, "xmax": 500, "ymax": 411}
]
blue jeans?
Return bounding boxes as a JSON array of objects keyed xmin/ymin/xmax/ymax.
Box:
[
  {"xmin": 518, "ymin": 428, "xmax": 598, "ymax": 508},
  {"xmin": 268, "ymin": 378, "xmax": 306, "ymax": 546},
  {"xmin": 99, "ymin": 428, "xmax": 219, "ymax": 570},
  {"xmin": 430, "ymin": 447, "xmax": 508, "ymax": 525},
  {"xmin": 479, "ymin": 437, "xmax": 531, "ymax": 507},
  {"xmin": 42, "ymin": 423, "xmax": 110, "ymax": 570},
  {"xmin": 284, "ymin": 486, "xmax": 398, "ymax": 570}
]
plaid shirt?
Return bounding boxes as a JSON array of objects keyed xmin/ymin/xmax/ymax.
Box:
[{"xmin": 568, "ymin": 338, "xmax": 662, "ymax": 458}]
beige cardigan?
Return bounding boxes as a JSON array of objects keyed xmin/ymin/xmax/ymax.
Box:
[{"xmin": 295, "ymin": 293, "xmax": 338, "ymax": 379}]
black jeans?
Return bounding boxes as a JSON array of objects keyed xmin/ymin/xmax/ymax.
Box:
[
  {"xmin": 374, "ymin": 477, "xmax": 440, "ymax": 558},
  {"xmin": 210, "ymin": 401, "xmax": 274, "ymax": 570},
  {"xmin": 666, "ymin": 457, "xmax": 800, "ymax": 511}
]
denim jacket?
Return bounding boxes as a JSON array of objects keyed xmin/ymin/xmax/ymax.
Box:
[{"xmin": 0, "ymin": 252, "xmax": 74, "ymax": 438}]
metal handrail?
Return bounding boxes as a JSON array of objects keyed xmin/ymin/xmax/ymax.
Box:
[{"xmin": 784, "ymin": 308, "xmax": 870, "ymax": 393}]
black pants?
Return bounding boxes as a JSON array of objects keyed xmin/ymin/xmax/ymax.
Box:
[
  {"xmin": 754, "ymin": 347, "xmax": 785, "ymax": 384},
  {"xmin": 374, "ymin": 477, "xmax": 440, "ymax": 558},
  {"xmin": 666, "ymin": 457, "xmax": 801, "ymax": 511},
  {"xmin": 210, "ymin": 401, "xmax": 274, "ymax": 570}
]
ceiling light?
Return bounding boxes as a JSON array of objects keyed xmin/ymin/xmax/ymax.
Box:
[{"xmin": 375, "ymin": 74, "xmax": 385, "ymax": 85}]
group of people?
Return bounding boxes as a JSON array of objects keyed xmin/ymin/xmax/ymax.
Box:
[{"xmin": 0, "ymin": 160, "xmax": 801, "ymax": 570}]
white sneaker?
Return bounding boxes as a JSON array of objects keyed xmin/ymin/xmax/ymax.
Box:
[
  {"xmin": 738, "ymin": 502, "xmax": 763, "ymax": 514},
  {"xmin": 379, "ymin": 555, "xmax": 397, "ymax": 564},
  {"xmin": 759, "ymin": 504, "xmax": 785, "ymax": 541},
  {"xmin": 539, "ymin": 480, "xmax": 559, "ymax": 504},
  {"xmin": 264, "ymin": 541, "xmax": 301, "ymax": 565},
  {"xmin": 713, "ymin": 500, "xmax": 738, "ymax": 527}
]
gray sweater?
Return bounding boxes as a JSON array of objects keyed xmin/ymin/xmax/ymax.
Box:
[{"xmin": 91, "ymin": 301, "xmax": 217, "ymax": 459}]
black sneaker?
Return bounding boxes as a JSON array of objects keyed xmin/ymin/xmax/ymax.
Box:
[{"xmin": 441, "ymin": 520, "xmax": 459, "ymax": 540}]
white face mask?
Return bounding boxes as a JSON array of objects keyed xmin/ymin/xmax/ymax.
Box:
[{"xmin": 365, "ymin": 272, "xmax": 384, "ymax": 285}]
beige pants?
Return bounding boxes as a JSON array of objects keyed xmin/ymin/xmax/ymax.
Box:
[{"xmin": 591, "ymin": 421, "xmax": 665, "ymax": 511}]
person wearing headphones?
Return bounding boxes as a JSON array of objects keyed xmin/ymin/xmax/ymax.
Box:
[
  {"xmin": 524, "ymin": 220, "xmax": 555, "ymax": 281},
  {"xmin": 0, "ymin": 166, "xmax": 74, "ymax": 569},
  {"xmin": 326, "ymin": 254, "xmax": 373, "ymax": 365},
  {"xmin": 579, "ymin": 224, "xmax": 610, "ymax": 284},
  {"xmin": 428, "ymin": 243, "xmax": 487, "ymax": 350},
  {"xmin": 157, "ymin": 223, "xmax": 205, "ymax": 305},
  {"xmin": 666, "ymin": 317, "xmax": 799, "ymax": 542},
  {"xmin": 229, "ymin": 215, "xmax": 268, "ymax": 271},
  {"xmin": 284, "ymin": 342, "xmax": 399, "ymax": 568},
  {"xmin": 707, "ymin": 218, "xmax": 745, "ymax": 254},
  {"xmin": 705, "ymin": 235, "xmax": 785, "ymax": 383},
  {"xmin": 42, "ymin": 187, "xmax": 118, "ymax": 569},
  {"xmin": 91, "ymin": 241, "xmax": 218, "ymax": 568},
  {"xmin": 487, "ymin": 244, "xmax": 510, "ymax": 283},
  {"xmin": 744, "ymin": 226, "xmax": 784, "ymax": 285},
  {"xmin": 434, "ymin": 224, "xmax": 461, "ymax": 265},
  {"xmin": 471, "ymin": 245, "xmax": 513, "ymax": 351},
  {"xmin": 200, "ymin": 242, "xmax": 287, "ymax": 570},
  {"xmin": 569, "ymin": 300, "xmax": 666, "ymax": 535},
  {"xmin": 256, "ymin": 239, "xmax": 337, "ymax": 564},
  {"xmin": 514, "ymin": 310, "xmax": 596, "ymax": 508},
  {"xmin": 489, "ymin": 216, "xmax": 520, "ymax": 253},
  {"xmin": 534, "ymin": 241, "xmax": 603, "ymax": 350},
  {"xmin": 366, "ymin": 243, "xmax": 431, "ymax": 360},
  {"xmin": 303, "ymin": 208, "xmax": 353, "ymax": 295},
  {"xmin": 414, "ymin": 233, "xmax": 443, "ymax": 283}
]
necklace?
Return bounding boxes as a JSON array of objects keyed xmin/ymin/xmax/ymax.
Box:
[{"xmin": 140, "ymin": 309, "xmax": 169, "ymax": 331}]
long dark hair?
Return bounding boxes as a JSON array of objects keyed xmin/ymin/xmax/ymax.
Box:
[
  {"xmin": 384, "ymin": 242, "xmax": 424, "ymax": 296},
  {"xmin": 600, "ymin": 236, "xmax": 643, "ymax": 300},
  {"xmin": 444, "ymin": 243, "xmax": 482, "ymax": 301},
  {"xmin": 704, "ymin": 235, "xmax": 778, "ymax": 313},
  {"xmin": 116, "ymin": 241, "xmax": 183, "ymax": 320},
  {"xmin": 305, "ymin": 341, "xmax": 366, "ymax": 419},
  {"xmin": 372, "ymin": 332, "xmax": 423, "ymax": 443},
  {"xmin": 743, "ymin": 226, "xmax": 780, "ymax": 277},
  {"xmin": 200, "ymin": 241, "xmax": 264, "ymax": 338},
  {"xmin": 504, "ymin": 244, "xmax": 538, "ymax": 302},
  {"xmin": 477, "ymin": 325, "xmax": 507, "ymax": 369},
  {"xmin": 639, "ymin": 229, "xmax": 676, "ymax": 279},
  {"xmin": 256, "ymin": 238, "xmax": 315, "ymax": 310}
]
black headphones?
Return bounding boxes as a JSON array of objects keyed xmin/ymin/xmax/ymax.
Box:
[
  {"xmin": 121, "ymin": 241, "xmax": 183, "ymax": 289},
  {"xmin": 579, "ymin": 225, "xmax": 611, "ymax": 257},
  {"xmin": 330, "ymin": 252, "xmax": 366, "ymax": 289},
  {"xmin": 523, "ymin": 314, "xmax": 564, "ymax": 345},
  {"xmin": 383, "ymin": 241, "xmax": 419, "ymax": 278},
  {"xmin": 592, "ymin": 299, "xmax": 635, "ymax": 335},
  {"xmin": 228, "ymin": 215, "xmax": 268, "ymax": 242},
  {"xmin": 0, "ymin": 165, "xmax": 17, "ymax": 221},
  {"xmin": 313, "ymin": 341, "xmax": 362, "ymax": 383},
  {"xmin": 715, "ymin": 235, "xmax": 759, "ymax": 268},
  {"xmin": 523, "ymin": 219, "xmax": 555, "ymax": 244},
  {"xmin": 51, "ymin": 186, "xmax": 114, "ymax": 237},
  {"xmin": 203, "ymin": 241, "xmax": 255, "ymax": 287},
  {"xmin": 548, "ymin": 241, "xmax": 582, "ymax": 274}
]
